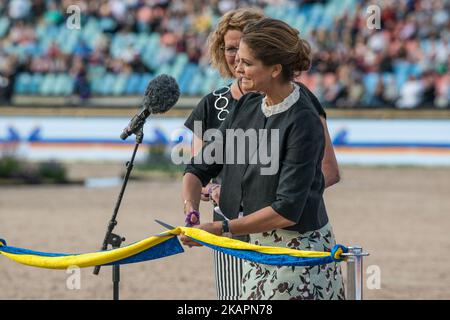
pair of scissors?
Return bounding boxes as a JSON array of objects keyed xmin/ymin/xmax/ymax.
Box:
[
  {"xmin": 153, "ymin": 219, "xmax": 176, "ymax": 237},
  {"xmin": 153, "ymin": 218, "xmax": 203, "ymax": 248},
  {"xmin": 153, "ymin": 214, "xmax": 199, "ymax": 237}
]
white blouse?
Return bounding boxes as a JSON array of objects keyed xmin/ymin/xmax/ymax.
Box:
[{"xmin": 261, "ymin": 82, "xmax": 300, "ymax": 117}]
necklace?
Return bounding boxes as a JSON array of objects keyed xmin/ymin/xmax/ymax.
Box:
[
  {"xmin": 237, "ymin": 79, "xmax": 244, "ymax": 96},
  {"xmin": 212, "ymin": 86, "xmax": 231, "ymax": 121}
]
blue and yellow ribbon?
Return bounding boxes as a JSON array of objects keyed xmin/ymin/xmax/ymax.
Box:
[
  {"xmin": 0, "ymin": 227, "xmax": 348, "ymax": 270},
  {"xmin": 170, "ymin": 227, "xmax": 348, "ymax": 266},
  {"xmin": 0, "ymin": 236, "xmax": 183, "ymax": 269}
]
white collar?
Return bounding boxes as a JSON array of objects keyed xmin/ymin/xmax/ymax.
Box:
[{"xmin": 261, "ymin": 83, "xmax": 299, "ymax": 117}]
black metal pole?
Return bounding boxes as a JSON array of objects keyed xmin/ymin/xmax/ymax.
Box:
[
  {"xmin": 112, "ymin": 252, "xmax": 121, "ymax": 300},
  {"xmin": 93, "ymin": 127, "xmax": 144, "ymax": 300},
  {"xmin": 113, "ymin": 265, "xmax": 120, "ymax": 300}
]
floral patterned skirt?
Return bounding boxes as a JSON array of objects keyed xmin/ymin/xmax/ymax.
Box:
[{"xmin": 240, "ymin": 222, "xmax": 346, "ymax": 300}]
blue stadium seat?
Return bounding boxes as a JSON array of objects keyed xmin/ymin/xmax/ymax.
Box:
[
  {"xmin": 298, "ymin": 3, "xmax": 313, "ymax": 17},
  {"xmin": 362, "ymin": 72, "xmax": 380, "ymax": 103},
  {"xmin": 14, "ymin": 73, "xmax": 32, "ymax": 95},
  {"xmin": 201, "ymin": 67, "xmax": 221, "ymax": 95},
  {"xmin": 52, "ymin": 74, "xmax": 74, "ymax": 96},
  {"xmin": 187, "ymin": 70, "xmax": 204, "ymax": 96},
  {"xmin": 171, "ymin": 53, "xmax": 188, "ymax": 82},
  {"xmin": 28, "ymin": 73, "xmax": 43, "ymax": 95},
  {"xmin": 89, "ymin": 74, "xmax": 103, "ymax": 95},
  {"xmin": 410, "ymin": 64, "xmax": 422, "ymax": 77},
  {"xmin": 98, "ymin": 73, "xmax": 116, "ymax": 95},
  {"xmin": 39, "ymin": 73, "xmax": 57, "ymax": 96},
  {"xmin": 382, "ymin": 72, "xmax": 395, "ymax": 88},
  {"xmin": 59, "ymin": 28, "xmax": 79, "ymax": 54},
  {"xmin": 63, "ymin": 75, "xmax": 74, "ymax": 95},
  {"xmin": 136, "ymin": 33, "xmax": 150, "ymax": 53},
  {"xmin": 112, "ymin": 74, "xmax": 129, "ymax": 95},
  {"xmin": 138, "ymin": 73, "xmax": 154, "ymax": 94},
  {"xmin": 420, "ymin": 40, "xmax": 431, "ymax": 54},
  {"xmin": 53, "ymin": 74, "xmax": 66, "ymax": 95},
  {"xmin": 27, "ymin": 42, "xmax": 42, "ymax": 57},
  {"xmin": 141, "ymin": 33, "xmax": 161, "ymax": 69},
  {"xmin": 179, "ymin": 63, "xmax": 198, "ymax": 94},
  {"xmin": 0, "ymin": 16, "xmax": 10, "ymax": 38},
  {"xmin": 156, "ymin": 63, "xmax": 172, "ymax": 77},
  {"xmin": 125, "ymin": 73, "xmax": 141, "ymax": 95},
  {"xmin": 393, "ymin": 61, "xmax": 411, "ymax": 89},
  {"xmin": 81, "ymin": 17, "xmax": 100, "ymax": 42},
  {"xmin": 99, "ymin": 16, "xmax": 117, "ymax": 32}
]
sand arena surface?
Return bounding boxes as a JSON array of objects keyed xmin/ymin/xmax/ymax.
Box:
[{"xmin": 1, "ymin": 164, "xmax": 449, "ymax": 299}]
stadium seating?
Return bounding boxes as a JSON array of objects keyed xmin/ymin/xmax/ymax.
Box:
[{"xmin": 0, "ymin": 0, "xmax": 447, "ymax": 108}]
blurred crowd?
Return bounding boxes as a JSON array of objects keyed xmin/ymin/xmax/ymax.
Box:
[
  {"xmin": 0, "ymin": 0, "xmax": 449, "ymax": 108},
  {"xmin": 304, "ymin": 0, "xmax": 450, "ymax": 108}
]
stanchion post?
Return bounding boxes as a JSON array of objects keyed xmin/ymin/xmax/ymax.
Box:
[{"xmin": 343, "ymin": 246, "xmax": 369, "ymax": 300}]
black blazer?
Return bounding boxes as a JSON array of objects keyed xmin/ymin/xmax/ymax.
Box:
[{"xmin": 185, "ymin": 86, "xmax": 329, "ymax": 233}]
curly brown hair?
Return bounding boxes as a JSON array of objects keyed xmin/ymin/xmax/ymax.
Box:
[{"xmin": 208, "ymin": 8, "xmax": 264, "ymax": 78}]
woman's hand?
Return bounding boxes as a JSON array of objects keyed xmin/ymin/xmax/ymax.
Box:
[
  {"xmin": 180, "ymin": 222, "xmax": 222, "ymax": 248},
  {"xmin": 184, "ymin": 198, "xmax": 200, "ymax": 225},
  {"xmin": 200, "ymin": 186, "xmax": 210, "ymax": 201},
  {"xmin": 210, "ymin": 185, "xmax": 221, "ymax": 205},
  {"xmin": 200, "ymin": 183, "xmax": 221, "ymax": 204}
]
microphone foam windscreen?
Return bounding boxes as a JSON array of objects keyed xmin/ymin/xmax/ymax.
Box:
[{"xmin": 142, "ymin": 74, "xmax": 180, "ymax": 114}]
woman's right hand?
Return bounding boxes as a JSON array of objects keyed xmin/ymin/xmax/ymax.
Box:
[
  {"xmin": 200, "ymin": 186, "xmax": 211, "ymax": 201},
  {"xmin": 201, "ymin": 183, "xmax": 221, "ymax": 203},
  {"xmin": 210, "ymin": 185, "xmax": 221, "ymax": 205}
]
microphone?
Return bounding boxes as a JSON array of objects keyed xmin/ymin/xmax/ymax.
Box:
[{"xmin": 120, "ymin": 74, "xmax": 180, "ymax": 140}]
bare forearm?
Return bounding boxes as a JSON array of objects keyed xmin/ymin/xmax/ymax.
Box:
[
  {"xmin": 228, "ymin": 206, "xmax": 296, "ymax": 236},
  {"xmin": 323, "ymin": 162, "xmax": 340, "ymax": 188},
  {"xmin": 180, "ymin": 204, "xmax": 296, "ymax": 247},
  {"xmin": 182, "ymin": 173, "xmax": 202, "ymax": 210},
  {"xmin": 191, "ymin": 134, "xmax": 203, "ymax": 157},
  {"xmin": 320, "ymin": 117, "xmax": 340, "ymax": 188}
]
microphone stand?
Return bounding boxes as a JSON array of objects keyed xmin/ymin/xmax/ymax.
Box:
[{"xmin": 93, "ymin": 126, "xmax": 144, "ymax": 300}]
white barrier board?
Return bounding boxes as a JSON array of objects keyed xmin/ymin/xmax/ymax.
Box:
[{"xmin": 1, "ymin": 116, "xmax": 449, "ymax": 166}]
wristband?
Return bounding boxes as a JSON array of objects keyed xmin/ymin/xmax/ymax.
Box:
[
  {"xmin": 221, "ymin": 219, "xmax": 232, "ymax": 237},
  {"xmin": 185, "ymin": 209, "xmax": 200, "ymax": 227}
]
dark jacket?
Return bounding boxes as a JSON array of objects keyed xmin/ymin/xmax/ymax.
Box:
[{"xmin": 185, "ymin": 86, "xmax": 329, "ymax": 233}]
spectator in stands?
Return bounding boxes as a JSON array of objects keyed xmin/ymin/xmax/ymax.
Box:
[
  {"xmin": 383, "ymin": 76, "xmax": 398, "ymax": 106},
  {"xmin": 437, "ymin": 76, "xmax": 450, "ymax": 108},
  {"xmin": 397, "ymin": 75, "xmax": 425, "ymax": 108},
  {"xmin": 369, "ymin": 78, "xmax": 388, "ymax": 107},
  {"xmin": 73, "ymin": 40, "xmax": 91, "ymax": 59},
  {"xmin": 44, "ymin": 1, "xmax": 63, "ymax": 25},
  {"xmin": 0, "ymin": 57, "xmax": 16, "ymax": 104},
  {"xmin": 71, "ymin": 57, "xmax": 90, "ymax": 100},
  {"xmin": 8, "ymin": 0, "xmax": 31, "ymax": 21},
  {"xmin": 421, "ymin": 71, "xmax": 437, "ymax": 107},
  {"xmin": 347, "ymin": 76, "xmax": 365, "ymax": 108},
  {"xmin": 323, "ymin": 77, "xmax": 347, "ymax": 107}
]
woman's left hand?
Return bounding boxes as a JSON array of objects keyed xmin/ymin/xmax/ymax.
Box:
[
  {"xmin": 210, "ymin": 185, "xmax": 221, "ymax": 205},
  {"xmin": 180, "ymin": 222, "xmax": 222, "ymax": 247}
]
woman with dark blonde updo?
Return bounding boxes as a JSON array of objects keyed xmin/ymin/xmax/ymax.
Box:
[
  {"xmin": 183, "ymin": 8, "xmax": 265, "ymax": 300},
  {"xmin": 182, "ymin": 17, "xmax": 345, "ymax": 300}
]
